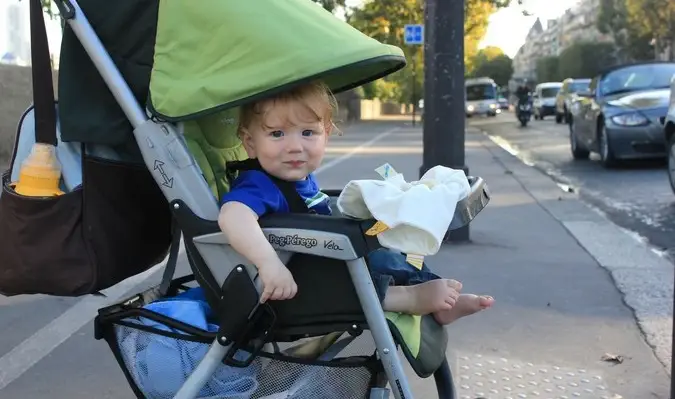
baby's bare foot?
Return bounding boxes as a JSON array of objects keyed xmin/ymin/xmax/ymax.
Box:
[
  {"xmin": 382, "ymin": 279, "xmax": 462, "ymax": 315},
  {"xmin": 433, "ymin": 294, "xmax": 493, "ymax": 325}
]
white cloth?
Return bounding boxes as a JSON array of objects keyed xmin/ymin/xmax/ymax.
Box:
[{"xmin": 336, "ymin": 166, "xmax": 471, "ymax": 256}]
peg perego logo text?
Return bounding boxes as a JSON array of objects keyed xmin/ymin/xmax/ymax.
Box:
[{"xmin": 268, "ymin": 234, "xmax": 318, "ymax": 248}]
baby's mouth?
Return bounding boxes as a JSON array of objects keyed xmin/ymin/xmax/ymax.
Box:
[{"xmin": 284, "ymin": 161, "xmax": 306, "ymax": 168}]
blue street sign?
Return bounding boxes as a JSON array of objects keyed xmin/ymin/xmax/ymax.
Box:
[{"xmin": 404, "ymin": 24, "xmax": 424, "ymax": 45}]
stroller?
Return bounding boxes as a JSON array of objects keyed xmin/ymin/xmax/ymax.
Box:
[{"xmin": 26, "ymin": 0, "xmax": 489, "ymax": 398}]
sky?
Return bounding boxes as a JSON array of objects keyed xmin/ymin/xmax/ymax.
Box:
[{"xmin": 479, "ymin": 0, "xmax": 582, "ymax": 57}]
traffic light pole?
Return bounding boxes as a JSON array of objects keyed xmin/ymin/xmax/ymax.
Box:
[{"xmin": 420, "ymin": 0, "xmax": 469, "ymax": 242}]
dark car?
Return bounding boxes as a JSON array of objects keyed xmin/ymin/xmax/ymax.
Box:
[{"xmin": 567, "ymin": 62, "xmax": 675, "ymax": 167}]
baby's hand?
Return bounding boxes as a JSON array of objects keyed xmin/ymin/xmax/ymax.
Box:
[{"xmin": 257, "ymin": 258, "xmax": 298, "ymax": 303}]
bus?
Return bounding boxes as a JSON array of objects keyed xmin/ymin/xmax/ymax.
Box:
[{"xmin": 465, "ymin": 77, "xmax": 499, "ymax": 117}]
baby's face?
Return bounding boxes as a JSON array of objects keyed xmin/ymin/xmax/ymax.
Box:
[{"xmin": 242, "ymin": 100, "xmax": 329, "ymax": 181}]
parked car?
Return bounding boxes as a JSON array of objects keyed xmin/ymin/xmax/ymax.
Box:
[
  {"xmin": 533, "ymin": 82, "xmax": 562, "ymax": 120},
  {"xmin": 555, "ymin": 78, "xmax": 591, "ymax": 124},
  {"xmin": 663, "ymin": 76, "xmax": 675, "ymax": 194},
  {"xmin": 568, "ymin": 62, "xmax": 675, "ymax": 168}
]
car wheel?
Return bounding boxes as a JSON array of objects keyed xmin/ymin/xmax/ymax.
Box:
[
  {"xmin": 569, "ymin": 118, "xmax": 589, "ymax": 160},
  {"xmin": 598, "ymin": 123, "xmax": 617, "ymax": 168},
  {"xmin": 668, "ymin": 134, "xmax": 675, "ymax": 195}
]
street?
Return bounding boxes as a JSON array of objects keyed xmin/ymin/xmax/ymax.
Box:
[
  {"xmin": 0, "ymin": 120, "xmax": 671, "ymax": 398},
  {"xmin": 473, "ymin": 111, "xmax": 675, "ymax": 261}
]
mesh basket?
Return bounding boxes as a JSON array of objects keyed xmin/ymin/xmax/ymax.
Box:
[{"xmin": 95, "ymin": 277, "xmax": 379, "ymax": 399}]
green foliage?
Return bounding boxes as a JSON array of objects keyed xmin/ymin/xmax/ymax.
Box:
[
  {"xmin": 536, "ymin": 43, "xmax": 618, "ymax": 82},
  {"xmin": 536, "ymin": 56, "xmax": 561, "ymax": 82},
  {"xmin": 348, "ymin": 0, "xmax": 519, "ymax": 103},
  {"xmin": 597, "ymin": 0, "xmax": 655, "ymax": 61},
  {"xmin": 467, "ymin": 46, "xmax": 514, "ymax": 86},
  {"xmin": 557, "ymin": 42, "xmax": 616, "ymax": 78},
  {"xmin": 625, "ymin": 0, "xmax": 675, "ymax": 59}
]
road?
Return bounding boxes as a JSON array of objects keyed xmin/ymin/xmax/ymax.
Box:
[
  {"xmin": 472, "ymin": 111, "xmax": 675, "ymax": 261},
  {"xmin": 0, "ymin": 119, "xmax": 671, "ymax": 398}
]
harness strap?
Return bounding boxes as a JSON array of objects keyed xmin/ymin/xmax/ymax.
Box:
[{"xmin": 226, "ymin": 159, "xmax": 311, "ymax": 214}]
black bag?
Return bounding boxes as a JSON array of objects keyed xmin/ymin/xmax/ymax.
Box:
[{"xmin": 0, "ymin": 0, "xmax": 172, "ymax": 297}]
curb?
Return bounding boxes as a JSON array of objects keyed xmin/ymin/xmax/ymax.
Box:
[{"xmin": 476, "ymin": 129, "xmax": 674, "ymax": 375}]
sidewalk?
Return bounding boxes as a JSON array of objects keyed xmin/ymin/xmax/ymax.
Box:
[{"xmin": 319, "ymin": 124, "xmax": 671, "ymax": 398}]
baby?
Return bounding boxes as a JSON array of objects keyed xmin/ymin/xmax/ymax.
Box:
[{"xmin": 218, "ymin": 81, "xmax": 493, "ymax": 325}]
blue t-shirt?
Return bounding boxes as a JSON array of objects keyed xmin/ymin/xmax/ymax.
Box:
[{"xmin": 220, "ymin": 170, "xmax": 332, "ymax": 217}]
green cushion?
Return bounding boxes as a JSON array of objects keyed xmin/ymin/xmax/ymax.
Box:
[
  {"xmin": 182, "ymin": 107, "xmax": 248, "ymax": 200},
  {"xmin": 386, "ymin": 313, "xmax": 448, "ymax": 379}
]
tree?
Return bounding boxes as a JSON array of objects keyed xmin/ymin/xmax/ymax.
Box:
[
  {"xmin": 464, "ymin": 0, "xmax": 498, "ymax": 72},
  {"xmin": 535, "ymin": 56, "xmax": 560, "ymax": 82},
  {"xmin": 597, "ymin": 0, "xmax": 655, "ymax": 61},
  {"xmin": 625, "ymin": 0, "xmax": 675, "ymax": 60},
  {"xmin": 558, "ymin": 42, "xmax": 616, "ymax": 79},
  {"xmin": 468, "ymin": 46, "xmax": 513, "ymax": 86},
  {"xmin": 348, "ymin": 0, "xmax": 522, "ymax": 103}
]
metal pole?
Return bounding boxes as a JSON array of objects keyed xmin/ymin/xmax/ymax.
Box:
[
  {"xmin": 412, "ymin": 68, "xmax": 416, "ymax": 127},
  {"xmin": 411, "ymin": 45, "xmax": 417, "ymax": 127},
  {"xmin": 420, "ymin": 0, "xmax": 469, "ymax": 242}
]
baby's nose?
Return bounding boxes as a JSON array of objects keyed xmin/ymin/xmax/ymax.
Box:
[{"xmin": 286, "ymin": 136, "xmax": 304, "ymax": 152}]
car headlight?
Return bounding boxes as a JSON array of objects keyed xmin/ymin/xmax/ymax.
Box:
[
  {"xmin": 489, "ymin": 103, "xmax": 496, "ymax": 109},
  {"xmin": 467, "ymin": 105, "xmax": 475, "ymax": 112},
  {"xmin": 610, "ymin": 112, "xmax": 649, "ymax": 127}
]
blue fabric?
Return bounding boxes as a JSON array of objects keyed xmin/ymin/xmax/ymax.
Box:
[
  {"xmin": 125, "ymin": 288, "xmax": 260, "ymax": 398},
  {"xmin": 366, "ymin": 248, "xmax": 441, "ymax": 304},
  {"xmin": 220, "ymin": 170, "xmax": 331, "ymax": 216}
]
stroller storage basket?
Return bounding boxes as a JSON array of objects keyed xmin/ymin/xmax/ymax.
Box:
[{"xmin": 95, "ymin": 276, "xmax": 380, "ymax": 399}]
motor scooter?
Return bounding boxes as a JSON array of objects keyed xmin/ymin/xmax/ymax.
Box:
[{"xmin": 516, "ymin": 98, "xmax": 532, "ymax": 127}]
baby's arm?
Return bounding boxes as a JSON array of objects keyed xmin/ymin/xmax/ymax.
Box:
[{"xmin": 218, "ymin": 201, "xmax": 297, "ymax": 303}]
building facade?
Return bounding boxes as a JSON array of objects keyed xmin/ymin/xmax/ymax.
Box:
[{"xmin": 511, "ymin": 0, "xmax": 614, "ymax": 84}]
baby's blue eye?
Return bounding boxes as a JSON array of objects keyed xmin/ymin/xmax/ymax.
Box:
[
  {"xmin": 302, "ymin": 130, "xmax": 314, "ymax": 137},
  {"xmin": 270, "ymin": 130, "xmax": 284, "ymax": 138}
]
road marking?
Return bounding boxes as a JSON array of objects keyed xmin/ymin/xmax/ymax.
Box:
[
  {"xmin": 0, "ymin": 244, "xmax": 181, "ymax": 391},
  {"xmin": 0, "ymin": 124, "xmax": 399, "ymax": 391},
  {"xmin": 316, "ymin": 127, "xmax": 399, "ymax": 174}
]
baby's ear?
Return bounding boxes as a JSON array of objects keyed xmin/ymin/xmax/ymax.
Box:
[
  {"xmin": 324, "ymin": 119, "xmax": 334, "ymax": 136},
  {"xmin": 239, "ymin": 129, "xmax": 257, "ymax": 157}
]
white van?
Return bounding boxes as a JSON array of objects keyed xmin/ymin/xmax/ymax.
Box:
[{"xmin": 533, "ymin": 82, "xmax": 562, "ymax": 120}]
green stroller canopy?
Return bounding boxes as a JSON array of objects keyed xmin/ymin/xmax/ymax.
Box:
[{"xmin": 147, "ymin": 0, "xmax": 406, "ymax": 122}]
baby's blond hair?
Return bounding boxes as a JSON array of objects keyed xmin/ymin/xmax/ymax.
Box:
[{"xmin": 239, "ymin": 81, "xmax": 341, "ymax": 136}]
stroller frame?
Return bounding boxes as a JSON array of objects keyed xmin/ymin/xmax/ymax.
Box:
[{"xmin": 56, "ymin": 0, "xmax": 488, "ymax": 397}]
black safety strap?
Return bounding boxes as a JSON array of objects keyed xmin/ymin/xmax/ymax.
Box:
[
  {"xmin": 226, "ymin": 158, "xmax": 311, "ymax": 214},
  {"xmin": 158, "ymin": 219, "xmax": 183, "ymax": 296},
  {"xmin": 29, "ymin": 0, "xmax": 57, "ymax": 146}
]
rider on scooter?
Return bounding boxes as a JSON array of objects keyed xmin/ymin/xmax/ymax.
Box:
[{"xmin": 515, "ymin": 82, "xmax": 532, "ymax": 117}]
